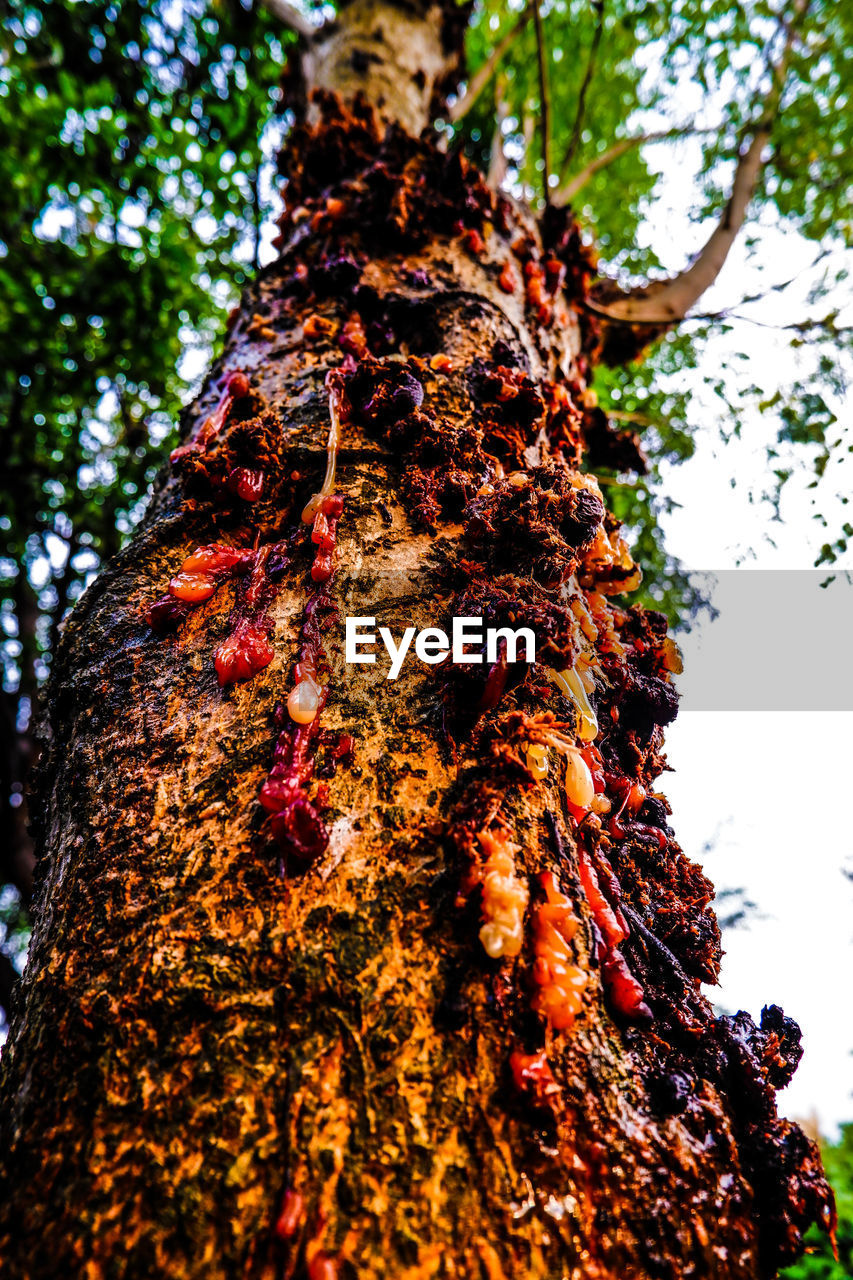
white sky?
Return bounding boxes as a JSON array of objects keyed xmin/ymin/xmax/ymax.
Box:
[
  {"xmin": 664, "ymin": 712, "xmax": 853, "ymax": 1136},
  {"xmin": 642, "ymin": 133, "xmax": 853, "ymax": 1137}
]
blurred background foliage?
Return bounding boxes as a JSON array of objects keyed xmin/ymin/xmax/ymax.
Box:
[{"xmin": 0, "ymin": 0, "xmax": 850, "ymax": 1013}]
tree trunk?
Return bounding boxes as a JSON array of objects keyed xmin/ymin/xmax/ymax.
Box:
[{"xmin": 0, "ymin": 4, "xmax": 833, "ymax": 1277}]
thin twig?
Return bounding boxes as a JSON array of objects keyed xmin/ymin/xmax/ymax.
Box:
[
  {"xmin": 555, "ymin": 126, "xmax": 717, "ymax": 205},
  {"xmin": 532, "ymin": 0, "xmax": 551, "ymax": 204},
  {"xmin": 702, "ymin": 311, "xmax": 850, "ymax": 334},
  {"xmin": 585, "ymin": 245, "xmax": 840, "ymax": 328},
  {"xmin": 449, "ymin": 6, "xmax": 532, "ymax": 124},
  {"xmin": 704, "ymin": 246, "xmax": 834, "ymax": 310},
  {"xmin": 559, "ymin": 0, "xmax": 605, "ymax": 182},
  {"xmin": 621, "ymin": 905, "xmax": 696, "ymax": 993},
  {"xmin": 585, "ymin": 298, "xmax": 850, "ymax": 334},
  {"xmin": 487, "ymin": 76, "xmax": 510, "ymax": 190}
]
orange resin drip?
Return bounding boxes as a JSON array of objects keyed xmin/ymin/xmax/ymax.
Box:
[
  {"xmin": 477, "ymin": 828, "xmax": 529, "ymax": 960},
  {"xmin": 531, "ymin": 872, "xmax": 587, "ymax": 1031}
]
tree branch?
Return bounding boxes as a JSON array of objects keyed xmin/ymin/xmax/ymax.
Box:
[
  {"xmin": 258, "ymin": 0, "xmax": 315, "ymax": 41},
  {"xmin": 448, "ymin": 6, "xmax": 532, "ymax": 125},
  {"xmin": 558, "ymin": 0, "xmax": 605, "ymax": 182},
  {"xmin": 487, "ymin": 77, "xmax": 510, "ymax": 191},
  {"xmin": 555, "ymin": 126, "xmax": 715, "ymax": 205},
  {"xmin": 593, "ymin": 131, "xmax": 770, "ymax": 325},
  {"xmin": 591, "ymin": 0, "xmax": 811, "ymax": 328},
  {"xmin": 588, "ymin": 246, "xmax": 837, "ymax": 328},
  {"xmin": 532, "ymin": 0, "xmax": 551, "ymax": 203}
]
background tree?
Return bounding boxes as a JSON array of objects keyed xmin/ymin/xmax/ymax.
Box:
[{"xmin": 0, "ymin": 0, "xmax": 847, "ymax": 1276}]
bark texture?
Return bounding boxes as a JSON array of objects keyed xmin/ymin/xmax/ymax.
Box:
[{"xmin": 0, "ymin": 5, "xmax": 834, "ymax": 1278}]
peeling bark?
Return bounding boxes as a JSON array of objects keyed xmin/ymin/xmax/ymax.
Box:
[{"xmin": 0, "ymin": 5, "xmax": 833, "ymax": 1279}]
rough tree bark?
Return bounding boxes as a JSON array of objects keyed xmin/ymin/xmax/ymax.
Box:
[{"xmin": 0, "ymin": 3, "xmax": 834, "ymax": 1278}]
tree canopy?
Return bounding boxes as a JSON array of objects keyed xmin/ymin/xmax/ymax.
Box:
[{"xmin": 1, "ymin": 0, "xmax": 851, "ymax": 987}]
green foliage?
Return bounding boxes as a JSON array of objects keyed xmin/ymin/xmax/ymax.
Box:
[
  {"xmin": 0, "ymin": 0, "xmax": 293, "ymax": 973},
  {"xmin": 780, "ymin": 1124, "xmax": 853, "ymax": 1279},
  {"xmin": 1, "ymin": 0, "xmax": 290, "ymax": 699},
  {"xmin": 0, "ymin": 887, "xmax": 29, "ymax": 981},
  {"xmin": 590, "ymin": 328, "xmax": 705, "ymax": 621}
]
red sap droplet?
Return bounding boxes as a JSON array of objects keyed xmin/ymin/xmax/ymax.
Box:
[
  {"xmin": 602, "ymin": 950, "xmax": 652, "ymax": 1022},
  {"xmin": 308, "ymin": 1253, "xmax": 338, "ymax": 1280},
  {"xmin": 227, "ymin": 467, "xmax": 265, "ymax": 502},
  {"xmin": 310, "ymin": 553, "xmax": 334, "ymax": 584},
  {"xmin": 182, "ymin": 544, "xmax": 254, "ymax": 575},
  {"xmin": 274, "ymin": 1188, "xmax": 303, "ymax": 1240},
  {"xmin": 498, "ymin": 264, "xmax": 515, "ymax": 294},
  {"xmin": 578, "ymin": 851, "xmax": 626, "ymax": 951},
  {"xmin": 311, "ymin": 510, "xmax": 330, "ymax": 546},
  {"xmin": 464, "ymin": 228, "xmax": 485, "ymax": 255},
  {"xmin": 509, "ymin": 1049, "xmax": 560, "ymax": 1099},
  {"xmin": 226, "ymin": 371, "xmax": 250, "ymax": 398},
  {"xmin": 145, "ymin": 594, "xmax": 190, "ymax": 633},
  {"xmin": 309, "ymin": 495, "xmax": 344, "ymax": 582},
  {"xmin": 214, "ymin": 622, "xmax": 274, "ymax": 686},
  {"xmin": 169, "ymin": 572, "xmax": 218, "ymax": 603}
]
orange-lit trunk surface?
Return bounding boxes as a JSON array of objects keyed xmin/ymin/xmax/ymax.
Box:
[{"xmin": 0, "ymin": 5, "xmax": 833, "ymax": 1277}]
